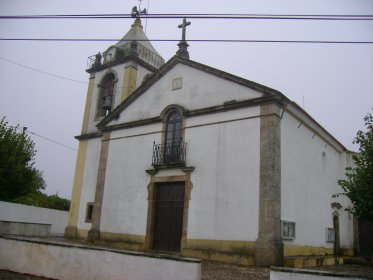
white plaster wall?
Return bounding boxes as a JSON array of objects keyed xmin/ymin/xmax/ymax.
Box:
[
  {"xmin": 110, "ymin": 63, "xmax": 263, "ymax": 125},
  {"xmin": 137, "ymin": 64, "xmax": 153, "ymax": 87},
  {"xmin": 0, "ymin": 237, "xmax": 201, "ymax": 280},
  {"xmin": 186, "ymin": 107, "xmax": 261, "ymax": 241},
  {"xmin": 335, "ymin": 152, "xmax": 355, "ymax": 249},
  {"xmin": 281, "ymin": 110, "xmax": 354, "ymax": 249},
  {"xmin": 99, "ymin": 106, "xmax": 260, "ymax": 242},
  {"xmin": 0, "ymin": 201, "xmax": 68, "ymax": 234},
  {"xmin": 100, "ymin": 124, "xmax": 161, "ymax": 235},
  {"xmin": 77, "ymin": 138, "xmax": 101, "ymax": 230}
]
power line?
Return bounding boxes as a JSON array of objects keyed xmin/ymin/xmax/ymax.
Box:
[
  {"xmin": 0, "ymin": 56, "xmax": 87, "ymax": 85},
  {"xmin": 0, "ymin": 56, "xmax": 137, "ymax": 90},
  {"xmin": 1, "ymin": 38, "xmax": 373, "ymax": 44},
  {"xmin": 0, "ymin": 56, "xmax": 134, "ymax": 91},
  {"xmin": 27, "ymin": 130, "xmax": 77, "ymax": 151},
  {"xmin": 0, "ymin": 13, "xmax": 373, "ymax": 20},
  {"xmin": 12, "ymin": 126, "xmax": 78, "ymax": 151}
]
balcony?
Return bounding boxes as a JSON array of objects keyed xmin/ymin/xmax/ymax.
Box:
[
  {"xmin": 152, "ymin": 141, "xmax": 187, "ymax": 167},
  {"xmin": 87, "ymin": 41, "xmax": 165, "ymax": 71}
]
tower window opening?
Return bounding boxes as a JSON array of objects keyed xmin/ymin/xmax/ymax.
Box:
[{"xmin": 96, "ymin": 73, "xmax": 116, "ymax": 119}]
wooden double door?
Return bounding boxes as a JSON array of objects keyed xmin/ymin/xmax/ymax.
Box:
[
  {"xmin": 358, "ymin": 219, "xmax": 373, "ymax": 254},
  {"xmin": 153, "ymin": 182, "xmax": 185, "ymax": 252}
]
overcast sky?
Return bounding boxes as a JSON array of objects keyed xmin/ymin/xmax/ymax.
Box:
[{"xmin": 0, "ymin": 0, "xmax": 372, "ymax": 199}]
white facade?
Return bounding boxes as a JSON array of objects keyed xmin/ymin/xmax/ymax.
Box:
[
  {"xmin": 66, "ymin": 19, "xmax": 358, "ymax": 266},
  {"xmin": 281, "ymin": 108, "xmax": 354, "ymax": 253},
  {"xmin": 78, "ymin": 62, "xmax": 265, "ymax": 242}
]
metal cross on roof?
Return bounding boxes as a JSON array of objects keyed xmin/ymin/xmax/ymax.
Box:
[{"xmin": 178, "ymin": 18, "xmax": 191, "ymax": 41}]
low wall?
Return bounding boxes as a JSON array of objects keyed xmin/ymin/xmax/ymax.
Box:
[
  {"xmin": 0, "ymin": 221, "xmax": 51, "ymax": 236},
  {"xmin": 0, "ymin": 201, "xmax": 68, "ymax": 234},
  {"xmin": 270, "ymin": 267, "xmax": 368, "ymax": 280},
  {"xmin": 0, "ymin": 236, "xmax": 201, "ymax": 280}
]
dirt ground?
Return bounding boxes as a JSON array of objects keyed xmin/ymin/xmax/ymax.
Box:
[
  {"xmin": 201, "ymin": 261, "xmax": 270, "ymax": 280},
  {"xmin": 313, "ymin": 264, "xmax": 373, "ymax": 279},
  {"xmin": 202, "ymin": 262, "xmax": 373, "ymax": 280}
]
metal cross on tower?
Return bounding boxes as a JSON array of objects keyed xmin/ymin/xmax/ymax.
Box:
[
  {"xmin": 178, "ymin": 18, "xmax": 191, "ymax": 42},
  {"xmin": 176, "ymin": 18, "xmax": 191, "ymax": 59}
]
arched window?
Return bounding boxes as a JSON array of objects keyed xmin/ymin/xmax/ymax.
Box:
[
  {"xmin": 164, "ymin": 111, "xmax": 182, "ymax": 163},
  {"xmin": 151, "ymin": 108, "xmax": 186, "ymax": 166},
  {"xmin": 96, "ymin": 73, "xmax": 116, "ymax": 119}
]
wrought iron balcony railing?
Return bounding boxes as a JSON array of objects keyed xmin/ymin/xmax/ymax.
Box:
[{"xmin": 152, "ymin": 141, "xmax": 187, "ymax": 166}]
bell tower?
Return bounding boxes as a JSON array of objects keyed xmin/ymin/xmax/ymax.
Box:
[
  {"xmin": 65, "ymin": 12, "xmax": 164, "ymax": 239},
  {"xmin": 81, "ymin": 15, "xmax": 164, "ymax": 134}
]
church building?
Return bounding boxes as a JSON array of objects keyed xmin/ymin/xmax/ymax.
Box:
[{"xmin": 65, "ymin": 16, "xmax": 363, "ymax": 266}]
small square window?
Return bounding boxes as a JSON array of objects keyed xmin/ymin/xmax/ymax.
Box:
[
  {"xmin": 326, "ymin": 227, "xmax": 335, "ymax": 242},
  {"xmin": 172, "ymin": 77, "xmax": 182, "ymax": 90},
  {"xmin": 281, "ymin": 220, "xmax": 296, "ymax": 240},
  {"xmin": 85, "ymin": 203, "xmax": 94, "ymax": 223}
]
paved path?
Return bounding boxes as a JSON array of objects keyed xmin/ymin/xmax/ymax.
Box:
[
  {"xmin": 2, "ymin": 264, "xmax": 373, "ymax": 280},
  {"xmin": 0, "ymin": 270, "xmax": 51, "ymax": 280}
]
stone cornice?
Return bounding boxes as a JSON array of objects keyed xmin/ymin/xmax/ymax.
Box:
[
  {"xmin": 102, "ymin": 117, "xmax": 161, "ymax": 132},
  {"xmin": 101, "ymin": 96, "xmax": 287, "ymax": 133},
  {"xmin": 184, "ymin": 95, "xmax": 287, "ymax": 118},
  {"xmin": 75, "ymin": 132, "xmax": 103, "ymax": 141}
]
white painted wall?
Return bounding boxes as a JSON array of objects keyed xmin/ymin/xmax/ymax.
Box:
[
  {"xmin": 77, "ymin": 138, "xmax": 102, "ymax": 230},
  {"xmin": 186, "ymin": 107, "xmax": 261, "ymax": 241},
  {"xmin": 100, "ymin": 124, "xmax": 160, "ymax": 235},
  {"xmin": 281, "ymin": 109, "xmax": 354, "ymax": 250},
  {"xmin": 337, "ymin": 152, "xmax": 355, "ymax": 249},
  {"xmin": 0, "ymin": 237, "xmax": 201, "ymax": 280},
  {"xmin": 110, "ymin": 63, "xmax": 263, "ymax": 126},
  {"xmin": 98, "ymin": 106, "xmax": 261, "ymax": 243},
  {"xmin": 0, "ymin": 201, "xmax": 68, "ymax": 234}
]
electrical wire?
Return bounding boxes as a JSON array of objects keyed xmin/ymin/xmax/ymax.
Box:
[
  {"xmin": 0, "ymin": 56, "xmax": 88, "ymax": 85},
  {"xmin": 1, "ymin": 38, "xmax": 373, "ymax": 44},
  {"xmin": 0, "ymin": 13, "xmax": 372, "ymax": 20},
  {"xmin": 11, "ymin": 126, "xmax": 77, "ymax": 151},
  {"xmin": 27, "ymin": 131, "xmax": 77, "ymax": 151},
  {"xmin": 0, "ymin": 56, "xmax": 137, "ymax": 91}
]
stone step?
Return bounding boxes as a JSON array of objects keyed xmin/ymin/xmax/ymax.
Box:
[{"xmin": 284, "ymin": 255, "xmax": 343, "ymax": 268}]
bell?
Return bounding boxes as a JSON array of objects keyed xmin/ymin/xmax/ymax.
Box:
[{"xmin": 102, "ymin": 95, "xmax": 112, "ymax": 111}]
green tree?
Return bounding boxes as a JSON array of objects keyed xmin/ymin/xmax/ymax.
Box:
[
  {"xmin": 0, "ymin": 117, "xmax": 45, "ymax": 200},
  {"xmin": 336, "ymin": 110, "xmax": 373, "ymax": 221},
  {"xmin": 13, "ymin": 191, "xmax": 70, "ymax": 211}
]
